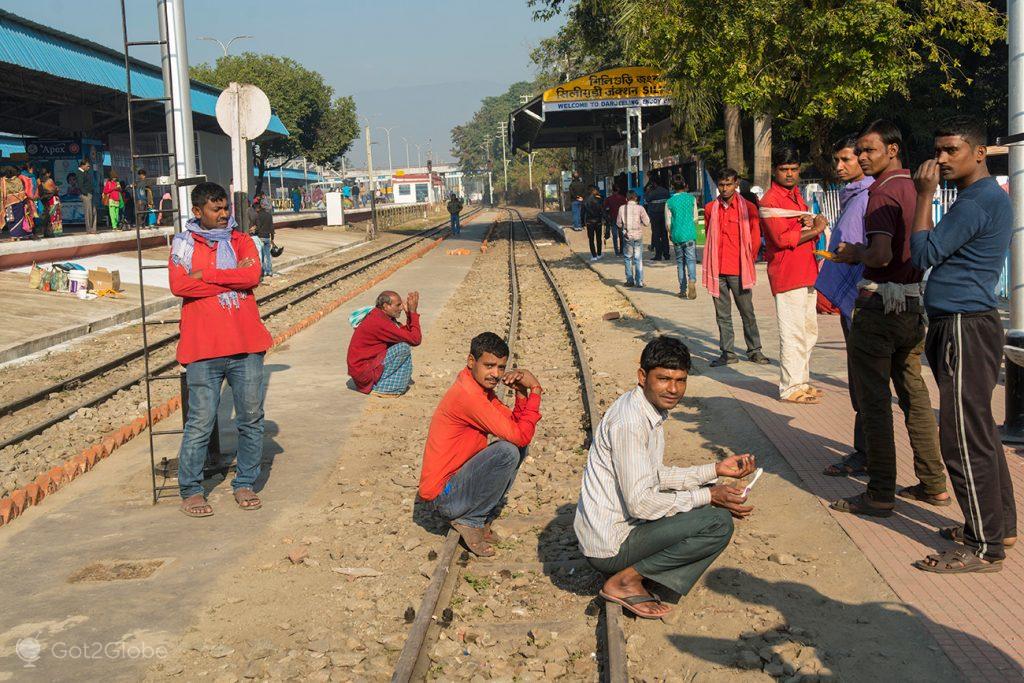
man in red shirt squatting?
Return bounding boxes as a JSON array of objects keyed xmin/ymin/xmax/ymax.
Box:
[
  {"xmin": 418, "ymin": 332, "xmax": 543, "ymax": 557},
  {"xmin": 169, "ymin": 182, "xmax": 273, "ymax": 517},
  {"xmin": 758, "ymin": 147, "xmax": 827, "ymax": 404},
  {"xmin": 346, "ymin": 290, "xmax": 422, "ymax": 397}
]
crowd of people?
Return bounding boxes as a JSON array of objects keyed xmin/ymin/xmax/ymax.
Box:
[{"xmin": 166, "ymin": 114, "xmax": 1012, "ymax": 629}]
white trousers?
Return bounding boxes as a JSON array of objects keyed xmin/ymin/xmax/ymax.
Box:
[{"xmin": 774, "ymin": 286, "xmax": 818, "ymax": 399}]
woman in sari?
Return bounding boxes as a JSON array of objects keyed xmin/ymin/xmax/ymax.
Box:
[
  {"xmin": 39, "ymin": 168, "xmax": 62, "ymax": 236},
  {"xmin": 102, "ymin": 171, "xmax": 123, "ymax": 230},
  {"xmin": 2, "ymin": 166, "xmax": 33, "ymax": 239}
]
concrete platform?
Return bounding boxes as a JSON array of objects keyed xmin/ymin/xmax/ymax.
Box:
[
  {"xmin": 0, "ymin": 212, "xmax": 496, "ymax": 681},
  {"xmin": 0, "ymin": 227, "xmax": 365, "ymax": 366}
]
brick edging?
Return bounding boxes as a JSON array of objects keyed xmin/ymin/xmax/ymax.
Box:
[{"xmin": 0, "ymin": 234, "xmax": 450, "ymax": 528}]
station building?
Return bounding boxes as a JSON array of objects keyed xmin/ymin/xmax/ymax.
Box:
[{"xmin": 0, "ymin": 9, "xmax": 288, "ymax": 224}]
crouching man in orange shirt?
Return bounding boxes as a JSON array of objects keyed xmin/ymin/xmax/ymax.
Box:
[{"xmin": 418, "ymin": 332, "xmax": 543, "ymax": 557}]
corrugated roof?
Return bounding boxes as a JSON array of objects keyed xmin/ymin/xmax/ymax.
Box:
[{"xmin": 0, "ymin": 10, "xmax": 288, "ymax": 137}]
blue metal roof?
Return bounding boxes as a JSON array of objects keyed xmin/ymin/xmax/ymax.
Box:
[
  {"xmin": 263, "ymin": 167, "xmax": 324, "ymax": 182},
  {"xmin": 0, "ymin": 11, "xmax": 288, "ymax": 137},
  {"xmin": 0, "ymin": 134, "xmax": 29, "ymax": 157}
]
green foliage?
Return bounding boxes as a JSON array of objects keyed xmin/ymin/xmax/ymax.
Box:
[
  {"xmin": 463, "ymin": 573, "xmax": 492, "ymax": 593},
  {"xmin": 191, "ymin": 52, "xmax": 358, "ymax": 184}
]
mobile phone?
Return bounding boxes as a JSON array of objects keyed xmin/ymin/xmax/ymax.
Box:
[{"xmin": 742, "ymin": 468, "xmax": 764, "ymax": 498}]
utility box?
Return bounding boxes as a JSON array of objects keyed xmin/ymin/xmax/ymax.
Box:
[{"xmin": 326, "ymin": 192, "xmax": 344, "ymax": 226}]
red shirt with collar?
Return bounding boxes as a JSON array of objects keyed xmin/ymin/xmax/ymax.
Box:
[
  {"xmin": 418, "ymin": 368, "xmax": 542, "ymax": 500},
  {"xmin": 168, "ymin": 231, "xmax": 273, "ymax": 365},
  {"xmin": 709, "ymin": 195, "xmax": 761, "ymax": 276},
  {"xmin": 759, "ymin": 182, "xmax": 818, "ymax": 295}
]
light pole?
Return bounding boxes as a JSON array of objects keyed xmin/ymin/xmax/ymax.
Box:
[
  {"xmin": 376, "ymin": 126, "xmax": 396, "ymax": 179},
  {"xmin": 401, "ymin": 137, "xmax": 411, "ymax": 168},
  {"xmin": 1006, "ymin": 0, "xmax": 1024, "ymax": 439},
  {"xmin": 497, "ymin": 125, "xmax": 509, "ymax": 194},
  {"xmin": 198, "ymin": 34, "xmax": 253, "ymax": 58},
  {"xmin": 361, "ymin": 118, "xmax": 378, "ymax": 240},
  {"xmin": 414, "ymin": 144, "xmax": 423, "ymax": 169}
]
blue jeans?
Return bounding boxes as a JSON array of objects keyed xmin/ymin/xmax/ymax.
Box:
[
  {"xmin": 432, "ymin": 440, "xmax": 527, "ymax": 528},
  {"xmin": 178, "ymin": 353, "xmax": 266, "ymax": 498},
  {"xmin": 673, "ymin": 240, "xmax": 697, "ymax": 291},
  {"xmin": 571, "ymin": 200, "xmax": 583, "ymax": 229},
  {"xmin": 450, "ymin": 212, "xmax": 460, "ymax": 235},
  {"xmin": 261, "ymin": 237, "xmax": 273, "ymax": 276},
  {"xmin": 623, "ymin": 238, "xmax": 644, "ymax": 286}
]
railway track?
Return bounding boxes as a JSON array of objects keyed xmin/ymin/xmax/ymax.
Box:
[
  {"xmin": 392, "ymin": 208, "xmax": 627, "ymax": 682},
  {"xmin": 0, "ymin": 208, "xmax": 481, "ymax": 466}
]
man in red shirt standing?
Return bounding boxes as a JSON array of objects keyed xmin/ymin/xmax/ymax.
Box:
[
  {"xmin": 603, "ymin": 182, "xmax": 627, "ymax": 256},
  {"xmin": 703, "ymin": 167, "xmax": 769, "ymax": 367},
  {"xmin": 759, "ymin": 147, "xmax": 826, "ymax": 404},
  {"xmin": 169, "ymin": 183, "xmax": 273, "ymax": 517},
  {"xmin": 418, "ymin": 332, "xmax": 543, "ymax": 557},
  {"xmin": 346, "ymin": 290, "xmax": 422, "ymax": 396},
  {"xmin": 829, "ymin": 120, "xmax": 948, "ymax": 517}
]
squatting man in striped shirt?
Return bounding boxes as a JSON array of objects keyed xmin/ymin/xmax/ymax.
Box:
[{"xmin": 575, "ymin": 336, "xmax": 758, "ymax": 618}]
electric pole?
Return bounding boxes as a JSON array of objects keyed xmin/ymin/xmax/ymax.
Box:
[
  {"xmin": 364, "ymin": 123, "xmax": 377, "ymax": 240},
  {"xmin": 497, "ymin": 123, "xmax": 509, "ymax": 194}
]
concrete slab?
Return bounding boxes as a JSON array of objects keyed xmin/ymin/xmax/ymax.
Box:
[
  {"xmin": 0, "ymin": 210, "xmax": 498, "ymax": 680},
  {"xmin": 0, "ymin": 228, "xmax": 365, "ymax": 366}
]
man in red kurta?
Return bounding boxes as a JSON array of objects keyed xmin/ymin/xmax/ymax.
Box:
[
  {"xmin": 758, "ymin": 148, "xmax": 826, "ymax": 404},
  {"xmin": 169, "ymin": 182, "xmax": 273, "ymax": 517},
  {"xmin": 346, "ymin": 290, "xmax": 422, "ymax": 396}
]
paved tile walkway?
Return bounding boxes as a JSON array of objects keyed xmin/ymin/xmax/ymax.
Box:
[{"xmin": 544, "ymin": 212, "xmax": 1024, "ymax": 681}]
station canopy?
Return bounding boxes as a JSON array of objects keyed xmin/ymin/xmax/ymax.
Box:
[{"xmin": 509, "ymin": 67, "xmax": 673, "ymax": 152}]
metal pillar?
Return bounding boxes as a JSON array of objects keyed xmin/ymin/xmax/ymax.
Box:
[
  {"xmin": 158, "ymin": 0, "xmax": 196, "ymax": 233},
  {"xmin": 626, "ymin": 106, "xmax": 644, "ymax": 198},
  {"xmin": 1006, "ymin": 0, "xmax": 1024, "ymax": 441},
  {"xmin": 365, "ymin": 125, "xmax": 378, "ymax": 239}
]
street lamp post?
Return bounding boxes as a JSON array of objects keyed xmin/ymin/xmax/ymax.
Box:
[
  {"xmin": 376, "ymin": 126, "xmax": 396, "ymax": 179},
  {"xmin": 198, "ymin": 34, "xmax": 253, "ymax": 58},
  {"xmin": 401, "ymin": 137, "xmax": 411, "ymax": 168},
  {"xmin": 415, "ymin": 144, "xmax": 423, "ymax": 169}
]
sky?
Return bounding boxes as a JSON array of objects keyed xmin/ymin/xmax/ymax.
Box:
[{"xmin": 6, "ymin": 0, "xmax": 563, "ymax": 167}]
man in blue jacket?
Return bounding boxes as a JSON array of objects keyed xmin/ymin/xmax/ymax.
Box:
[
  {"xmin": 817, "ymin": 135, "xmax": 873, "ymax": 478},
  {"xmin": 909, "ymin": 116, "xmax": 1015, "ymax": 574}
]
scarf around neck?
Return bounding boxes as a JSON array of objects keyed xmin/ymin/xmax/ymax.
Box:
[
  {"xmin": 171, "ymin": 216, "xmax": 245, "ymax": 309},
  {"xmin": 703, "ymin": 195, "xmax": 756, "ymax": 297}
]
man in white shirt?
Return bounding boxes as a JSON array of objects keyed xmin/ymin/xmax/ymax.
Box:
[{"xmin": 575, "ymin": 336, "xmax": 757, "ymax": 618}]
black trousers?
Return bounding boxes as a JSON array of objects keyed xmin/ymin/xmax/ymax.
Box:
[
  {"xmin": 604, "ymin": 219, "xmax": 622, "ymax": 255},
  {"xmin": 650, "ymin": 216, "xmax": 670, "ymax": 259},
  {"xmin": 840, "ymin": 316, "xmax": 867, "ymax": 455},
  {"xmin": 712, "ymin": 275, "xmax": 762, "ymax": 357},
  {"xmin": 925, "ymin": 310, "xmax": 1017, "ymax": 561},
  {"xmin": 586, "ymin": 220, "xmax": 603, "ymax": 257}
]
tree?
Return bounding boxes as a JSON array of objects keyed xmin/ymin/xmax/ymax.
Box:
[
  {"xmin": 535, "ymin": 0, "xmax": 1005, "ymax": 179},
  {"xmin": 191, "ymin": 53, "xmax": 358, "ymax": 192}
]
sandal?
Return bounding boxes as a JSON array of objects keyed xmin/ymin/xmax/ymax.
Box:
[
  {"xmin": 482, "ymin": 522, "xmax": 501, "ymax": 544},
  {"xmin": 451, "ymin": 522, "xmax": 495, "ymax": 557},
  {"xmin": 804, "ymin": 386, "xmax": 824, "ymax": 397},
  {"xmin": 939, "ymin": 525, "xmax": 1017, "ymax": 549},
  {"xmin": 823, "ymin": 451, "xmax": 867, "ymax": 477},
  {"xmin": 781, "ymin": 389, "xmax": 818, "ymax": 405},
  {"xmin": 913, "ymin": 548, "xmax": 1002, "ymax": 574},
  {"xmin": 180, "ymin": 494, "xmax": 213, "ymax": 518},
  {"xmin": 897, "ymin": 483, "xmax": 952, "ymax": 507},
  {"xmin": 830, "ymin": 492, "xmax": 894, "ymax": 518},
  {"xmin": 598, "ymin": 590, "xmax": 670, "ymax": 620},
  {"xmin": 233, "ymin": 488, "xmax": 262, "ymax": 511}
]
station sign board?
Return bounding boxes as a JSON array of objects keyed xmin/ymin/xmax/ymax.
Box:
[{"xmin": 542, "ymin": 67, "xmax": 670, "ymax": 113}]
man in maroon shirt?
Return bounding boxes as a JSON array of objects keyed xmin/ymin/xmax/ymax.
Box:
[
  {"xmin": 169, "ymin": 182, "xmax": 273, "ymax": 517},
  {"xmin": 347, "ymin": 290, "xmax": 422, "ymax": 396},
  {"xmin": 830, "ymin": 120, "xmax": 949, "ymax": 517},
  {"xmin": 603, "ymin": 182, "xmax": 627, "ymax": 256},
  {"xmin": 759, "ymin": 147, "xmax": 826, "ymax": 403}
]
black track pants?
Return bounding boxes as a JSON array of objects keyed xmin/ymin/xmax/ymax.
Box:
[{"xmin": 925, "ymin": 310, "xmax": 1017, "ymax": 561}]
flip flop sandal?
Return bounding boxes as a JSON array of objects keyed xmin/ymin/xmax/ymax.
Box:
[
  {"xmin": 598, "ymin": 590, "xmax": 669, "ymax": 620},
  {"xmin": 804, "ymin": 386, "xmax": 824, "ymax": 397},
  {"xmin": 180, "ymin": 495, "xmax": 213, "ymax": 518},
  {"xmin": 822, "ymin": 451, "xmax": 867, "ymax": 477},
  {"xmin": 913, "ymin": 548, "xmax": 1003, "ymax": 574},
  {"xmin": 939, "ymin": 525, "xmax": 1017, "ymax": 548},
  {"xmin": 830, "ymin": 493, "xmax": 894, "ymax": 518},
  {"xmin": 483, "ymin": 524, "xmax": 502, "ymax": 544},
  {"xmin": 780, "ymin": 390, "xmax": 819, "ymax": 405},
  {"xmin": 233, "ymin": 488, "xmax": 262, "ymax": 511},
  {"xmin": 897, "ymin": 483, "xmax": 952, "ymax": 507}
]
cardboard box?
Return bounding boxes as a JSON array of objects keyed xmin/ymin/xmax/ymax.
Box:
[{"xmin": 87, "ymin": 267, "xmax": 121, "ymax": 292}]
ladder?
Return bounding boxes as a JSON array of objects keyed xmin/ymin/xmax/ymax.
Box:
[{"xmin": 119, "ymin": 0, "xmax": 211, "ymax": 504}]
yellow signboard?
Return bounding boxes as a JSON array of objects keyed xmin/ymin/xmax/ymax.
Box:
[{"xmin": 541, "ymin": 67, "xmax": 669, "ymax": 112}]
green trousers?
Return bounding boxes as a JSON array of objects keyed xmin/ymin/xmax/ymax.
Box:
[{"xmin": 587, "ymin": 506, "xmax": 733, "ymax": 596}]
